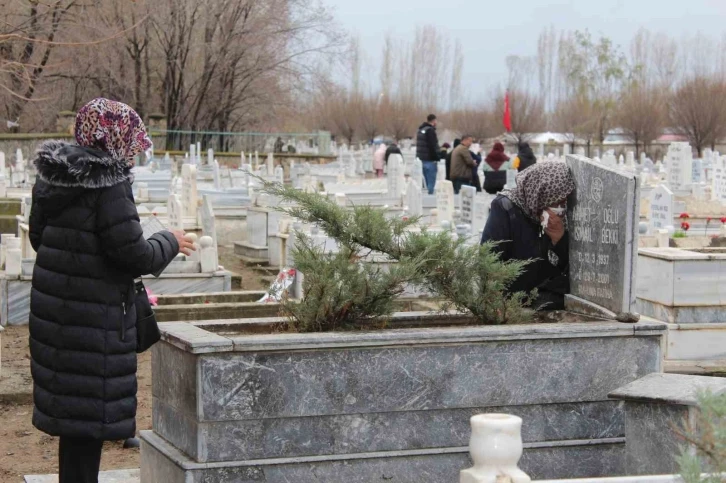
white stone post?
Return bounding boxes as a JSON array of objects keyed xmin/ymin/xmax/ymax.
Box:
[
  {"xmin": 5, "ymin": 237, "xmax": 22, "ymax": 277},
  {"xmin": 334, "ymin": 193, "xmax": 346, "ymax": 207},
  {"xmin": 657, "ymin": 229, "xmax": 670, "ymax": 248},
  {"xmin": 460, "ymin": 414, "xmax": 531, "ymax": 483}
]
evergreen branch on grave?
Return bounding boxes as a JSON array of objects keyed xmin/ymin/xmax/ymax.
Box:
[
  {"xmin": 281, "ymin": 232, "xmax": 427, "ymax": 333},
  {"xmin": 260, "ymin": 180, "xmax": 533, "ymax": 327},
  {"xmin": 675, "ymin": 390, "xmax": 726, "ymax": 483}
]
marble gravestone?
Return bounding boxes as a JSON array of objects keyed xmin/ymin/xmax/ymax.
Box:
[
  {"xmin": 649, "ymin": 184, "xmax": 674, "ymax": 234},
  {"xmin": 435, "ymin": 180, "xmax": 455, "ymax": 224},
  {"xmin": 665, "ymin": 142, "xmax": 693, "ymax": 191},
  {"xmin": 406, "ymin": 178, "xmax": 423, "ymax": 217},
  {"xmin": 387, "ymin": 154, "xmax": 405, "ymax": 203},
  {"xmin": 181, "ymin": 164, "xmax": 198, "ymax": 218},
  {"xmin": 167, "ymin": 194, "xmax": 184, "ymax": 231},
  {"xmin": 566, "ymin": 155, "xmax": 640, "ymax": 321},
  {"xmin": 459, "ymin": 186, "xmax": 476, "ymax": 226}
]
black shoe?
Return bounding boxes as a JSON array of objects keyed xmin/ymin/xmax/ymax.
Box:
[{"xmin": 123, "ymin": 437, "xmax": 140, "ymax": 449}]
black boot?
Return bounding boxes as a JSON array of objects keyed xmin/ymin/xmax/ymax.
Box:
[{"xmin": 123, "ymin": 437, "xmax": 140, "ymax": 449}]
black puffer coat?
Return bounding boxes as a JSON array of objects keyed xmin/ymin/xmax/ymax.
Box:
[
  {"xmin": 29, "ymin": 140, "xmax": 179, "ymax": 441},
  {"xmin": 415, "ymin": 122, "xmax": 440, "ymax": 162}
]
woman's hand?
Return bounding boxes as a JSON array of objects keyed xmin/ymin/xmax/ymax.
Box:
[
  {"xmin": 543, "ymin": 209, "xmax": 565, "ymax": 245},
  {"xmin": 172, "ymin": 230, "xmax": 197, "ymax": 256}
]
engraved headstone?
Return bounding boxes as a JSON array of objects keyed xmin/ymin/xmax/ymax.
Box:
[
  {"xmin": 665, "ymin": 142, "xmax": 693, "ymax": 191},
  {"xmin": 649, "ymin": 184, "xmax": 674, "ymax": 234},
  {"xmin": 189, "ymin": 144, "xmax": 197, "ymax": 165},
  {"xmin": 435, "ymin": 180, "xmax": 455, "ymax": 224},
  {"xmin": 266, "ymin": 153, "xmax": 274, "ymax": 176},
  {"xmin": 0, "ymin": 151, "xmax": 6, "ymax": 178},
  {"xmin": 692, "ymin": 158, "xmax": 703, "ymax": 184},
  {"xmin": 472, "ymin": 195, "xmax": 490, "ymax": 235},
  {"xmin": 712, "ymin": 154, "xmax": 726, "ymax": 203},
  {"xmin": 207, "ymin": 148, "xmax": 214, "ymax": 166},
  {"xmin": 460, "ymin": 186, "xmax": 476, "ymax": 226},
  {"xmin": 566, "ymin": 155, "xmax": 640, "ymax": 320}
]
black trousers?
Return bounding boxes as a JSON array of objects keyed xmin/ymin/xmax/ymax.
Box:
[
  {"xmin": 452, "ymin": 177, "xmax": 471, "ymax": 194},
  {"xmin": 59, "ymin": 437, "xmax": 103, "ymax": 483}
]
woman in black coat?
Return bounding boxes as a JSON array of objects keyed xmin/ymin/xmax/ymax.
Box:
[
  {"xmin": 29, "ymin": 98, "xmax": 194, "ymax": 483},
  {"xmin": 481, "ymin": 162, "xmax": 575, "ymax": 310}
]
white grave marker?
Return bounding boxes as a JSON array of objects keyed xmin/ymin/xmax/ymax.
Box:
[
  {"xmin": 649, "ymin": 184, "xmax": 674, "ymax": 234},
  {"xmin": 167, "ymin": 194, "xmax": 184, "ymax": 231},
  {"xmin": 181, "ymin": 164, "xmax": 199, "ymax": 218},
  {"xmin": 212, "ymin": 160, "xmax": 221, "ymax": 191},
  {"xmin": 406, "ymin": 178, "xmax": 423, "ymax": 217},
  {"xmin": 460, "ymin": 186, "xmax": 476, "ymax": 226},
  {"xmin": 435, "ymin": 180, "xmax": 455, "ymax": 224},
  {"xmin": 387, "ymin": 154, "xmax": 405, "ymax": 203},
  {"xmin": 665, "ymin": 142, "xmax": 693, "ymax": 191}
]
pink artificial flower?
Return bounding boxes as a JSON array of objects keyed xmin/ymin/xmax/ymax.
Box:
[{"xmin": 146, "ymin": 287, "xmax": 158, "ymax": 306}]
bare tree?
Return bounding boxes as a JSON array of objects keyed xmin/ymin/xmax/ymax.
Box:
[
  {"xmin": 616, "ymin": 83, "xmax": 665, "ymax": 157},
  {"xmin": 496, "ymin": 88, "xmax": 545, "ymax": 143},
  {"xmin": 669, "ymin": 76, "xmax": 726, "ymax": 156}
]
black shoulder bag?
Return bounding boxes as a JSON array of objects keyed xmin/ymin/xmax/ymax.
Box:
[{"xmin": 135, "ymin": 280, "xmax": 161, "ymax": 353}]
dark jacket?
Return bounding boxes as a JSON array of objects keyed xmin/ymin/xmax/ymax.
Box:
[
  {"xmin": 516, "ymin": 143, "xmax": 537, "ymax": 172},
  {"xmin": 482, "ymin": 195, "xmax": 569, "ymax": 308},
  {"xmin": 445, "ymin": 139, "xmax": 461, "ymax": 181},
  {"xmin": 384, "ymin": 144, "xmax": 402, "ymax": 164},
  {"xmin": 450, "ymin": 144, "xmax": 476, "ymax": 181},
  {"xmin": 29, "ymin": 140, "xmax": 179, "ymax": 441},
  {"xmin": 416, "ymin": 122, "xmax": 440, "ymax": 162}
]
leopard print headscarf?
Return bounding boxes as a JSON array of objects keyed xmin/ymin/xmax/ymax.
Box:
[
  {"xmin": 74, "ymin": 98, "xmax": 152, "ymax": 162},
  {"xmin": 502, "ymin": 161, "xmax": 575, "ymax": 225}
]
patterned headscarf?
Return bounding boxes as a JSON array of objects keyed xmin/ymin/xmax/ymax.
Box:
[
  {"xmin": 502, "ymin": 161, "xmax": 575, "ymax": 225},
  {"xmin": 74, "ymin": 98, "xmax": 152, "ymax": 161}
]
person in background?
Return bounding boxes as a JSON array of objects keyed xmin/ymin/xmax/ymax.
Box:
[
  {"xmin": 29, "ymin": 98, "xmax": 195, "ymax": 483},
  {"xmin": 470, "ymin": 141, "xmax": 483, "ymax": 192},
  {"xmin": 445, "ymin": 138, "xmax": 460, "ymax": 181},
  {"xmin": 482, "ymin": 142, "xmax": 510, "ymax": 194},
  {"xmin": 416, "ymin": 114, "xmax": 441, "ymax": 194},
  {"xmin": 481, "ymin": 162, "xmax": 575, "ymax": 310},
  {"xmin": 511, "ymin": 142, "xmax": 537, "ymax": 172},
  {"xmin": 384, "ymin": 141, "xmax": 402, "ymax": 164},
  {"xmin": 274, "ymin": 137, "xmax": 284, "ymax": 153},
  {"xmin": 373, "ymin": 143, "xmax": 387, "ymax": 178},
  {"xmin": 449, "ymin": 134, "xmax": 477, "ymax": 194},
  {"xmin": 440, "ymin": 142, "xmax": 451, "ymax": 163}
]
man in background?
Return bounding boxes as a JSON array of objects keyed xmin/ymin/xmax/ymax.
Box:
[
  {"xmin": 385, "ymin": 141, "xmax": 402, "ymax": 164},
  {"xmin": 416, "ymin": 114, "xmax": 441, "ymax": 194},
  {"xmin": 450, "ymin": 134, "xmax": 477, "ymax": 194}
]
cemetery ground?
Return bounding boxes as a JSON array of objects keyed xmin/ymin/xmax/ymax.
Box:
[
  {"xmin": 0, "ymin": 246, "xmax": 269, "ymax": 480},
  {"xmin": 0, "ymin": 324, "xmax": 149, "ymax": 480}
]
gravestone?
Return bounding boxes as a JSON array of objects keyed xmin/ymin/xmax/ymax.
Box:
[
  {"xmin": 712, "ymin": 155, "xmax": 726, "ymax": 203},
  {"xmin": 387, "ymin": 154, "xmax": 405, "ymax": 203},
  {"xmin": 649, "ymin": 185, "xmax": 674, "ymax": 234},
  {"xmin": 602, "ymin": 152, "xmax": 617, "ymax": 168},
  {"xmin": 201, "ymin": 195, "xmax": 217, "ymax": 255},
  {"xmin": 412, "ymin": 158, "xmax": 424, "ymax": 189},
  {"xmin": 460, "ymin": 186, "xmax": 476, "ymax": 226},
  {"xmin": 692, "ymin": 158, "xmax": 703, "ymax": 183},
  {"xmin": 266, "ymin": 153, "xmax": 274, "ymax": 176},
  {"xmin": 0, "ymin": 151, "xmax": 6, "ymax": 179},
  {"xmin": 207, "ymin": 149, "xmax": 214, "ymax": 167},
  {"xmin": 189, "ymin": 144, "xmax": 197, "ymax": 165},
  {"xmin": 167, "ymin": 194, "xmax": 184, "ymax": 231},
  {"xmin": 274, "ymin": 166, "xmax": 284, "ymax": 184},
  {"xmin": 472, "ymin": 195, "xmax": 490, "ymax": 235},
  {"xmin": 437, "ymin": 160, "xmax": 446, "ymax": 182},
  {"xmin": 406, "ymin": 178, "xmax": 423, "ymax": 217},
  {"xmin": 626, "ymin": 152, "xmax": 635, "ymax": 167},
  {"xmin": 181, "ymin": 164, "xmax": 198, "ymax": 218},
  {"xmin": 212, "ymin": 160, "xmax": 221, "ymax": 191},
  {"xmin": 566, "ymin": 155, "xmax": 640, "ymax": 321},
  {"xmin": 435, "ymin": 180, "xmax": 455, "ymax": 224},
  {"xmin": 665, "ymin": 142, "xmax": 693, "ymax": 191},
  {"xmin": 506, "ymin": 170, "xmax": 517, "ymax": 189},
  {"xmin": 240, "ymin": 152, "xmax": 247, "ymax": 170}
]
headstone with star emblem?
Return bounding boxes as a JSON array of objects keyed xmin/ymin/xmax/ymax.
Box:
[{"xmin": 565, "ymin": 155, "xmax": 641, "ymax": 321}]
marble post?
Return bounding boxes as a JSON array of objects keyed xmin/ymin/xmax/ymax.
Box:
[{"xmin": 6, "ymin": 237, "xmax": 21, "ymax": 276}]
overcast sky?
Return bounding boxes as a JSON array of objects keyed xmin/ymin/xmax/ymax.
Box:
[{"xmin": 331, "ymin": 0, "xmax": 726, "ymax": 98}]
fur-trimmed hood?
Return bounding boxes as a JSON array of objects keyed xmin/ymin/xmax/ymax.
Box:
[{"xmin": 33, "ymin": 140, "xmax": 134, "ymax": 189}]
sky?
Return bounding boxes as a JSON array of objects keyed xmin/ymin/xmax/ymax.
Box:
[{"xmin": 331, "ymin": 0, "xmax": 726, "ymax": 98}]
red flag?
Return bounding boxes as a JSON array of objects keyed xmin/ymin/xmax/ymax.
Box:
[{"xmin": 503, "ymin": 91, "xmax": 512, "ymax": 133}]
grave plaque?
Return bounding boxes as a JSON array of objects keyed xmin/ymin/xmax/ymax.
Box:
[
  {"xmin": 472, "ymin": 195, "xmax": 490, "ymax": 235},
  {"xmin": 435, "ymin": 180, "xmax": 455, "ymax": 224},
  {"xmin": 201, "ymin": 195, "xmax": 218, "ymax": 261},
  {"xmin": 566, "ymin": 155, "xmax": 640, "ymax": 320},
  {"xmin": 213, "ymin": 160, "xmax": 221, "ymax": 190},
  {"xmin": 412, "ymin": 158, "xmax": 424, "ymax": 189},
  {"xmin": 666, "ymin": 142, "xmax": 693, "ymax": 191},
  {"xmin": 181, "ymin": 164, "xmax": 198, "ymax": 218},
  {"xmin": 649, "ymin": 184, "xmax": 674, "ymax": 233},
  {"xmin": 460, "ymin": 186, "xmax": 476, "ymax": 225}
]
